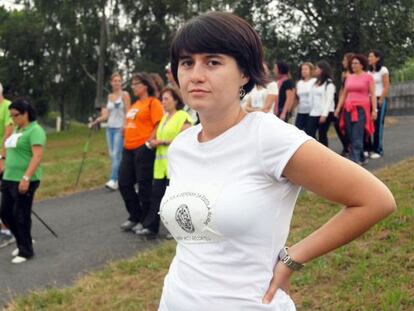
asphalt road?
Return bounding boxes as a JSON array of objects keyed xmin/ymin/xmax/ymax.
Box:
[{"xmin": 0, "ymin": 115, "xmax": 413, "ymax": 308}]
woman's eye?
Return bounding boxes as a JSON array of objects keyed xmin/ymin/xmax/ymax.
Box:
[
  {"xmin": 207, "ymin": 60, "xmax": 220, "ymax": 66},
  {"xmin": 179, "ymin": 60, "xmax": 193, "ymax": 67}
]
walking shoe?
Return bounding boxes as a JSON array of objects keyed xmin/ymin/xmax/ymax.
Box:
[
  {"xmin": 358, "ymin": 158, "xmax": 369, "ymax": 166},
  {"xmin": 363, "ymin": 151, "xmax": 370, "ymax": 158},
  {"xmin": 120, "ymin": 220, "xmax": 138, "ymax": 231},
  {"xmin": 131, "ymin": 222, "xmax": 144, "ymax": 233},
  {"xmin": 11, "ymin": 256, "xmax": 27, "ymax": 264},
  {"xmin": 165, "ymin": 233, "xmax": 174, "ymax": 240},
  {"xmin": 0, "ymin": 233, "xmax": 16, "ymax": 248},
  {"xmin": 370, "ymin": 152, "xmax": 382, "ymax": 159},
  {"xmin": 135, "ymin": 228, "xmax": 156, "ymax": 236},
  {"xmin": 11, "ymin": 248, "xmax": 19, "ymax": 257},
  {"xmin": 105, "ymin": 180, "xmax": 118, "ymax": 191}
]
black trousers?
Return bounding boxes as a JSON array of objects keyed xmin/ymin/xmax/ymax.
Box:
[
  {"xmin": 143, "ymin": 178, "xmax": 169, "ymax": 233},
  {"xmin": 334, "ymin": 115, "xmax": 349, "ymax": 154},
  {"xmin": 295, "ymin": 113, "xmax": 310, "ymax": 131},
  {"xmin": 118, "ymin": 145, "xmax": 155, "ymax": 223},
  {"xmin": 0, "ymin": 180, "xmax": 39, "ymax": 258},
  {"xmin": 305, "ymin": 112, "xmax": 334, "ymax": 147}
]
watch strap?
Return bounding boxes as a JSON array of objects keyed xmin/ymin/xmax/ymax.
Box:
[{"xmin": 278, "ymin": 247, "xmax": 304, "ymax": 271}]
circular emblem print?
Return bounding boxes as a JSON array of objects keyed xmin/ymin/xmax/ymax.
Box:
[{"xmin": 175, "ymin": 204, "xmax": 195, "ymax": 233}]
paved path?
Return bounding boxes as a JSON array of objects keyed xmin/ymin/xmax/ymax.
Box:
[{"xmin": 1, "ymin": 116, "xmax": 413, "ymax": 307}]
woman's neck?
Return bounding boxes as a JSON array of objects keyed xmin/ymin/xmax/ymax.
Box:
[
  {"xmin": 139, "ymin": 93, "xmax": 149, "ymax": 100},
  {"xmin": 166, "ymin": 108, "xmax": 177, "ymax": 116},
  {"xmin": 19, "ymin": 120, "xmax": 30, "ymax": 129},
  {"xmin": 302, "ymin": 76, "xmax": 311, "ymax": 81},
  {"xmin": 354, "ymin": 70, "xmax": 364, "ymax": 75},
  {"xmin": 112, "ymin": 89, "xmax": 123, "ymax": 96},
  {"xmin": 198, "ymin": 104, "xmax": 246, "ymax": 142}
]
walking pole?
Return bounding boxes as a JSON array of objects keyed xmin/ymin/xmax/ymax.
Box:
[
  {"xmin": 31, "ymin": 209, "xmax": 58, "ymax": 238},
  {"xmin": 75, "ymin": 118, "xmax": 94, "ymax": 186}
]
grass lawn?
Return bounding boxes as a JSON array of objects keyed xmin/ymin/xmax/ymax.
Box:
[
  {"xmin": 6, "ymin": 151, "xmax": 414, "ymax": 310},
  {"xmin": 35, "ymin": 124, "xmax": 110, "ymax": 201}
]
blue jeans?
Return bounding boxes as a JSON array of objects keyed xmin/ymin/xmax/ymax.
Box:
[
  {"xmin": 344, "ymin": 107, "xmax": 366, "ymax": 163},
  {"xmin": 106, "ymin": 128, "xmax": 123, "ymax": 181},
  {"xmin": 372, "ymin": 98, "xmax": 387, "ymax": 155}
]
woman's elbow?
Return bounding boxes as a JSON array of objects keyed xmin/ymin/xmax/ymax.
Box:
[{"xmin": 375, "ymin": 187, "xmax": 397, "ymax": 218}]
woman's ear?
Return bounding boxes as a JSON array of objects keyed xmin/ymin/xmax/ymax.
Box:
[{"xmin": 241, "ymin": 74, "xmax": 250, "ymax": 86}]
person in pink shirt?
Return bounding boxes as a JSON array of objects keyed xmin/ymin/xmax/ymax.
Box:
[{"xmin": 335, "ymin": 54, "xmax": 377, "ymax": 164}]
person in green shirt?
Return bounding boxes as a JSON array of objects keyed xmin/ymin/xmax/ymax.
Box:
[
  {"xmin": 136, "ymin": 86, "xmax": 193, "ymax": 237},
  {"xmin": 0, "ymin": 99, "xmax": 46, "ymax": 264},
  {"xmin": 0, "ymin": 82, "xmax": 15, "ymax": 249}
]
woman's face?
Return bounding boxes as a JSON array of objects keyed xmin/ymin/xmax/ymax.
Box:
[
  {"xmin": 342, "ymin": 56, "xmax": 349, "ymax": 70},
  {"xmin": 314, "ymin": 66, "xmax": 321, "ymax": 78},
  {"xmin": 177, "ymin": 53, "xmax": 248, "ymax": 115},
  {"xmin": 111, "ymin": 75, "xmax": 122, "ymax": 92},
  {"xmin": 351, "ymin": 58, "xmax": 363, "ymax": 74},
  {"xmin": 301, "ymin": 65, "xmax": 311, "ymax": 79},
  {"xmin": 131, "ymin": 79, "xmax": 148, "ymax": 98},
  {"xmin": 10, "ymin": 108, "xmax": 28, "ymax": 127},
  {"xmin": 368, "ymin": 52, "xmax": 379, "ymax": 66},
  {"xmin": 161, "ymin": 91, "xmax": 178, "ymax": 113}
]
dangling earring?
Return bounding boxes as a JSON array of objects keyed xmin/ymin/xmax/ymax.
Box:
[{"xmin": 239, "ymin": 86, "xmax": 246, "ymax": 98}]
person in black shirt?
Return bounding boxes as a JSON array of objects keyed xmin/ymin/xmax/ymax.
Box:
[{"xmin": 273, "ymin": 62, "xmax": 295, "ymax": 122}]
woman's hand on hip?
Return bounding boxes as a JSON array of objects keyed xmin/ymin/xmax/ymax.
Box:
[
  {"xmin": 262, "ymin": 261, "xmax": 293, "ymax": 304},
  {"xmin": 18, "ymin": 180, "xmax": 30, "ymax": 194}
]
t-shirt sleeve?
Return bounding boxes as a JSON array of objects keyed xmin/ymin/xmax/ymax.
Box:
[
  {"xmin": 267, "ymin": 82, "xmax": 279, "ymax": 95},
  {"xmin": 4, "ymin": 110, "xmax": 12, "ymax": 127},
  {"xmin": 258, "ymin": 114, "xmax": 313, "ymax": 181},
  {"xmin": 30, "ymin": 126, "xmax": 46, "ymax": 146},
  {"xmin": 381, "ymin": 66, "xmax": 389, "ymax": 76},
  {"xmin": 283, "ymin": 80, "xmax": 294, "ymax": 90},
  {"xmin": 150, "ymin": 98, "xmax": 164, "ymax": 125}
]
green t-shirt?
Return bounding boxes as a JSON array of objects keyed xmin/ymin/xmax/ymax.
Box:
[
  {"xmin": 0, "ymin": 98, "xmax": 12, "ymax": 140},
  {"xmin": 4, "ymin": 121, "xmax": 46, "ymax": 181}
]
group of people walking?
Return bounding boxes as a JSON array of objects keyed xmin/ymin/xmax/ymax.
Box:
[
  {"xmin": 92, "ymin": 71, "xmax": 194, "ymax": 239},
  {"xmin": 242, "ymin": 51, "xmax": 389, "ymax": 166}
]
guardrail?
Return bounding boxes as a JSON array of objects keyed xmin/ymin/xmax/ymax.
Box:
[{"xmin": 388, "ymin": 81, "xmax": 414, "ymax": 115}]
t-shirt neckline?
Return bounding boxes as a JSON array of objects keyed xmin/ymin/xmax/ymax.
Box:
[{"xmin": 195, "ymin": 112, "xmax": 255, "ymax": 147}]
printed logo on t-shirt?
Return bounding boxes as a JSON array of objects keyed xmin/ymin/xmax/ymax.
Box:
[
  {"xmin": 126, "ymin": 108, "xmax": 139, "ymax": 119},
  {"xmin": 160, "ymin": 183, "xmax": 223, "ymax": 243}
]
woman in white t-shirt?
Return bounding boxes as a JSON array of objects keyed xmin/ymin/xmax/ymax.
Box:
[
  {"xmin": 368, "ymin": 50, "xmax": 390, "ymax": 158},
  {"xmin": 295, "ymin": 62, "xmax": 316, "ymax": 130},
  {"xmin": 244, "ymin": 62, "xmax": 278, "ymax": 113},
  {"xmin": 159, "ymin": 12, "xmax": 396, "ymax": 311},
  {"xmin": 306, "ymin": 60, "xmax": 336, "ymax": 146}
]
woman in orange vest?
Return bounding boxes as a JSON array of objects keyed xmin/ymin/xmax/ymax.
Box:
[{"xmin": 119, "ymin": 72, "xmax": 164, "ymax": 233}]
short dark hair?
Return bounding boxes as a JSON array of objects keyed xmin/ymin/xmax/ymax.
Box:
[
  {"xmin": 170, "ymin": 11, "xmax": 267, "ymax": 96},
  {"xmin": 9, "ymin": 98, "xmax": 37, "ymax": 122},
  {"xmin": 316, "ymin": 60, "xmax": 333, "ymax": 85},
  {"xmin": 276, "ymin": 61, "xmax": 290, "ymax": 75},
  {"xmin": 350, "ymin": 54, "xmax": 369, "ymax": 73},
  {"xmin": 368, "ymin": 49, "xmax": 384, "ymax": 72},
  {"xmin": 161, "ymin": 86, "xmax": 185, "ymax": 110},
  {"xmin": 131, "ymin": 72, "xmax": 156, "ymax": 97}
]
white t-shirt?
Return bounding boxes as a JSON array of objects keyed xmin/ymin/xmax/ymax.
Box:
[
  {"xmin": 247, "ymin": 82, "xmax": 278, "ymax": 112},
  {"xmin": 309, "ymin": 81, "xmax": 336, "ymax": 117},
  {"xmin": 296, "ymin": 78, "xmax": 316, "ymax": 114},
  {"xmin": 159, "ymin": 112, "xmax": 312, "ymax": 311},
  {"xmin": 369, "ymin": 66, "xmax": 389, "ymax": 97}
]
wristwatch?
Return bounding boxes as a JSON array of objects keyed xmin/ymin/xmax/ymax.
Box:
[
  {"xmin": 278, "ymin": 247, "xmax": 304, "ymax": 271},
  {"xmin": 22, "ymin": 175, "xmax": 30, "ymax": 182}
]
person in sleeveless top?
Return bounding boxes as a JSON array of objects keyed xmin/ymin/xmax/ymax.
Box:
[
  {"xmin": 367, "ymin": 50, "xmax": 390, "ymax": 159},
  {"xmin": 158, "ymin": 12, "xmax": 395, "ymax": 310},
  {"xmin": 91, "ymin": 72, "xmax": 131, "ymax": 190}
]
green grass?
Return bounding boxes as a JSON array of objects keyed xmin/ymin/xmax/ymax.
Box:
[
  {"xmin": 6, "ymin": 157, "xmax": 414, "ymax": 311},
  {"xmin": 36, "ymin": 124, "xmax": 110, "ymax": 200}
]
